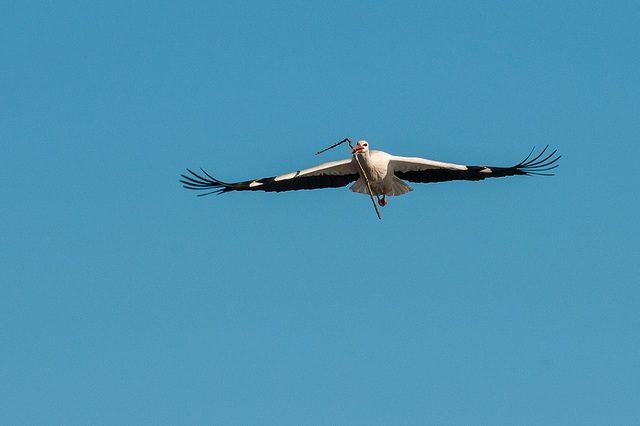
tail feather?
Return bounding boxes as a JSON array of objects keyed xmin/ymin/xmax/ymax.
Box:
[{"xmin": 349, "ymin": 176, "xmax": 413, "ymax": 196}]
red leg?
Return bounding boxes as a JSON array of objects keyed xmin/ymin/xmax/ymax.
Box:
[{"xmin": 377, "ymin": 194, "xmax": 387, "ymax": 207}]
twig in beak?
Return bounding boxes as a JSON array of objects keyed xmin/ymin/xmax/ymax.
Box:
[
  {"xmin": 316, "ymin": 138, "xmax": 382, "ymax": 220},
  {"xmin": 347, "ymin": 140, "xmax": 382, "ymax": 220},
  {"xmin": 316, "ymin": 138, "xmax": 350, "ymax": 155}
]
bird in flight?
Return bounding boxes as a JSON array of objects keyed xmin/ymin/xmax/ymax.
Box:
[{"xmin": 181, "ymin": 140, "xmax": 560, "ymax": 207}]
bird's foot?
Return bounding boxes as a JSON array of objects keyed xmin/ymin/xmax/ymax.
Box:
[{"xmin": 377, "ymin": 195, "xmax": 387, "ymax": 207}]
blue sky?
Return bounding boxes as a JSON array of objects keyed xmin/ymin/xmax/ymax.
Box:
[{"xmin": 2, "ymin": 1, "xmax": 639, "ymax": 424}]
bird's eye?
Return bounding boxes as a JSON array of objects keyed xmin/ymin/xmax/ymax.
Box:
[{"xmin": 363, "ymin": 143, "xmax": 368, "ymax": 147}]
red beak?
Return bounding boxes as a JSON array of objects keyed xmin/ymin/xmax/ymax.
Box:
[{"xmin": 350, "ymin": 143, "xmax": 363, "ymax": 154}]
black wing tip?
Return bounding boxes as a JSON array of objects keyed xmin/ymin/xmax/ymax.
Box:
[
  {"xmin": 516, "ymin": 146, "xmax": 561, "ymax": 176},
  {"xmin": 180, "ymin": 168, "xmax": 229, "ymax": 196}
]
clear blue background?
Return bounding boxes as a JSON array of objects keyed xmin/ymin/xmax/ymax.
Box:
[{"xmin": 2, "ymin": 1, "xmax": 639, "ymax": 424}]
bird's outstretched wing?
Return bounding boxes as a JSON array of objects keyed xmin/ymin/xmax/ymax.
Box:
[
  {"xmin": 181, "ymin": 158, "xmax": 359, "ymax": 196},
  {"xmin": 391, "ymin": 146, "xmax": 560, "ymax": 184}
]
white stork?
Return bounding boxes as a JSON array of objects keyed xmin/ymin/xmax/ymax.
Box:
[{"xmin": 181, "ymin": 141, "xmax": 560, "ymax": 207}]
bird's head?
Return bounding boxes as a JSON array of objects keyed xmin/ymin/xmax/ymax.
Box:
[{"xmin": 350, "ymin": 140, "xmax": 370, "ymax": 154}]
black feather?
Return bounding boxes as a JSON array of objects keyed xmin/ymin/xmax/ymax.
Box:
[
  {"xmin": 180, "ymin": 168, "xmax": 359, "ymax": 196},
  {"xmin": 395, "ymin": 146, "xmax": 561, "ymax": 184}
]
